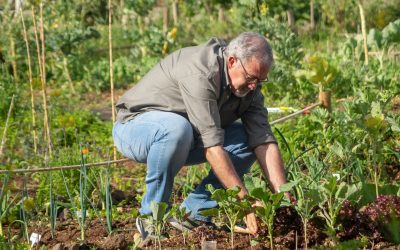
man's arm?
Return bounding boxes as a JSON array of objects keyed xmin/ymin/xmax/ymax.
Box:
[
  {"xmin": 254, "ymin": 143, "xmax": 288, "ymax": 193},
  {"xmin": 204, "ymin": 145, "xmax": 248, "ymax": 198},
  {"xmin": 205, "ymin": 145, "xmax": 259, "ymax": 234}
]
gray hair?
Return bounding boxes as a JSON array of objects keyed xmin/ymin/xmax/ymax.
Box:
[{"xmin": 225, "ymin": 32, "xmax": 274, "ymax": 68}]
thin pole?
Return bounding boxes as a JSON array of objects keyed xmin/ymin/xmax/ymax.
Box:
[
  {"xmin": 108, "ymin": 0, "xmax": 117, "ymax": 161},
  {"xmin": 39, "ymin": 3, "xmax": 52, "ymax": 154},
  {"xmin": 358, "ymin": 2, "xmax": 369, "ymax": 65},
  {"xmin": 20, "ymin": 8, "xmax": 38, "ymax": 153},
  {"xmin": 0, "ymin": 159, "xmax": 130, "ymax": 174},
  {"xmin": 270, "ymin": 102, "xmax": 321, "ymax": 125}
]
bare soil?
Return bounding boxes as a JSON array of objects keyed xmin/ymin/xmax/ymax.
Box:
[{"xmin": 3, "ymin": 204, "xmax": 394, "ymax": 249}]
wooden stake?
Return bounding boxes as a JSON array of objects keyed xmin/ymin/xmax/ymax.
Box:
[
  {"xmin": 32, "ymin": 5, "xmax": 52, "ymax": 155},
  {"xmin": 108, "ymin": 0, "xmax": 117, "ymax": 161},
  {"xmin": 172, "ymin": 0, "xmax": 179, "ymax": 25},
  {"xmin": 10, "ymin": 38, "xmax": 18, "ymax": 81},
  {"xmin": 0, "ymin": 95, "xmax": 15, "ymax": 159},
  {"xmin": 358, "ymin": 2, "xmax": 369, "ymax": 65},
  {"xmin": 20, "ymin": 8, "xmax": 38, "ymax": 154},
  {"xmin": 318, "ymin": 90, "xmax": 332, "ymax": 112},
  {"xmin": 162, "ymin": 0, "xmax": 169, "ymax": 33},
  {"xmin": 40, "ymin": 3, "xmax": 52, "ymax": 155},
  {"xmin": 310, "ymin": 0, "xmax": 315, "ymax": 30}
]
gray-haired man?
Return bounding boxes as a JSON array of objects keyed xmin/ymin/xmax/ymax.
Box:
[{"xmin": 113, "ymin": 32, "xmax": 291, "ymax": 237}]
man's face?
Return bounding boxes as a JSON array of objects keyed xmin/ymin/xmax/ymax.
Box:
[{"xmin": 227, "ymin": 56, "xmax": 269, "ymax": 97}]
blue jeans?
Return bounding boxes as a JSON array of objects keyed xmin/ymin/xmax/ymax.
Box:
[{"xmin": 112, "ymin": 111, "xmax": 256, "ymax": 222}]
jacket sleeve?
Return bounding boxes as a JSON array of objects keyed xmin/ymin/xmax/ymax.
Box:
[{"xmin": 241, "ymin": 90, "xmax": 277, "ymax": 148}]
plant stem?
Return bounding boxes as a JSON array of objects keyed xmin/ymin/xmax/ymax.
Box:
[
  {"xmin": 358, "ymin": 2, "xmax": 368, "ymax": 65},
  {"xmin": 63, "ymin": 56, "xmax": 76, "ymax": 94},
  {"xmin": 105, "ymin": 167, "xmax": 113, "ymax": 234},
  {"xmin": 303, "ymin": 218, "xmax": 308, "ymax": 250},
  {"xmin": 20, "ymin": 7, "xmax": 38, "ymax": 154},
  {"xmin": 0, "ymin": 95, "xmax": 15, "ymax": 159}
]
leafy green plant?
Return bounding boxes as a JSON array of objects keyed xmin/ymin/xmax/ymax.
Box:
[
  {"xmin": 202, "ymin": 185, "xmax": 251, "ymax": 249},
  {"xmin": 295, "ymin": 54, "xmax": 338, "ymax": 92},
  {"xmin": 283, "ymin": 178, "xmax": 321, "ymax": 250},
  {"xmin": 317, "ymin": 177, "xmax": 357, "ymax": 245},
  {"xmin": 148, "ymin": 201, "xmax": 173, "ymax": 249},
  {"xmin": 250, "ymin": 188, "xmax": 284, "ymax": 250},
  {"xmin": 0, "ymin": 174, "xmax": 19, "ymax": 237},
  {"xmin": 171, "ymin": 205, "xmax": 190, "ymax": 245}
]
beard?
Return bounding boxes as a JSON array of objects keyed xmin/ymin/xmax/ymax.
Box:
[{"xmin": 230, "ymin": 85, "xmax": 250, "ymax": 98}]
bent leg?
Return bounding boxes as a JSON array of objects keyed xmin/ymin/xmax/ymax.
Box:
[
  {"xmin": 182, "ymin": 122, "xmax": 256, "ymax": 221},
  {"xmin": 113, "ymin": 111, "xmax": 194, "ymax": 215}
]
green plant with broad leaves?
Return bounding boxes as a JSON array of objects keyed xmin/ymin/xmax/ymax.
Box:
[
  {"xmin": 201, "ymin": 185, "xmax": 251, "ymax": 249},
  {"xmin": 250, "ymin": 187, "xmax": 284, "ymax": 250},
  {"xmin": 171, "ymin": 205, "xmax": 191, "ymax": 245},
  {"xmin": 295, "ymin": 54, "xmax": 338, "ymax": 92},
  {"xmin": 282, "ymin": 178, "xmax": 321, "ymax": 250},
  {"xmin": 148, "ymin": 201, "xmax": 173, "ymax": 249},
  {"xmin": 317, "ymin": 177, "xmax": 357, "ymax": 245}
]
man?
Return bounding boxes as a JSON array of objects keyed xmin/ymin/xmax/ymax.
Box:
[{"xmin": 113, "ymin": 32, "xmax": 290, "ymax": 238}]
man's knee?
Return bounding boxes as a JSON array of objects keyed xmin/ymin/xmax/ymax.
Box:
[{"xmin": 163, "ymin": 114, "xmax": 194, "ymax": 148}]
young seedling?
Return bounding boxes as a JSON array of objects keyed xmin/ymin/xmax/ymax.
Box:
[
  {"xmin": 317, "ymin": 177, "xmax": 357, "ymax": 245},
  {"xmin": 283, "ymin": 179, "xmax": 321, "ymax": 250},
  {"xmin": 171, "ymin": 205, "xmax": 191, "ymax": 245},
  {"xmin": 250, "ymin": 188, "xmax": 284, "ymax": 250},
  {"xmin": 149, "ymin": 201, "xmax": 173, "ymax": 248},
  {"xmin": 201, "ymin": 185, "xmax": 251, "ymax": 249}
]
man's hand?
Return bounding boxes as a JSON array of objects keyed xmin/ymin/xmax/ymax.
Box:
[
  {"xmin": 284, "ymin": 192, "xmax": 297, "ymax": 205},
  {"xmin": 244, "ymin": 212, "xmax": 259, "ymax": 235}
]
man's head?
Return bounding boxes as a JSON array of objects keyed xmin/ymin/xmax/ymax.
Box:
[{"xmin": 225, "ymin": 32, "xmax": 274, "ymax": 97}]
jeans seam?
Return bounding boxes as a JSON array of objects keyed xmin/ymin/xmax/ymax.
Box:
[{"xmin": 155, "ymin": 136, "xmax": 167, "ymax": 201}]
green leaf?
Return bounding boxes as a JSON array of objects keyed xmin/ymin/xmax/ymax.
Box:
[
  {"xmin": 199, "ymin": 208, "xmax": 219, "ymax": 217},
  {"xmin": 279, "ymin": 180, "xmax": 299, "ymax": 192},
  {"xmin": 150, "ymin": 201, "xmax": 168, "ymax": 222},
  {"xmin": 386, "ymin": 117, "xmax": 400, "ymax": 132},
  {"xmin": 367, "ymin": 28, "xmax": 383, "ymax": 48},
  {"xmin": 250, "ymin": 187, "xmax": 270, "ymax": 204},
  {"xmin": 211, "ymin": 189, "xmax": 226, "ymax": 202},
  {"xmin": 271, "ymin": 192, "xmax": 284, "ymax": 205}
]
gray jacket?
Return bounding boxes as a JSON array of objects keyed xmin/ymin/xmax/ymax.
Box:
[{"xmin": 116, "ymin": 38, "xmax": 276, "ymax": 148}]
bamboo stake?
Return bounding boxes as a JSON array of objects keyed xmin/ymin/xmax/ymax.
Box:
[
  {"xmin": 270, "ymin": 102, "xmax": 321, "ymax": 125},
  {"xmin": 310, "ymin": 0, "xmax": 315, "ymax": 30},
  {"xmin": 20, "ymin": 8, "xmax": 38, "ymax": 154},
  {"xmin": 0, "ymin": 158, "xmax": 130, "ymax": 174},
  {"xmin": 108, "ymin": 0, "xmax": 117, "ymax": 161},
  {"xmin": 162, "ymin": 0, "xmax": 168, "ymax": 33},
  {"xmin": 358, "ymin": 2, "xmax": 369, "ymax": 65},
  {"xmin": 172, "ymin": 0, "xmax": 179, "ymax": 25},
  {"xmin": 0, "ymin": 95, "xmax": 15, "ymax": 159},
  {"xmin": 39, "ymin": 3, "xmax": 52, "ymax": 154},
  {"xmin": 9, "ymin": 38, "xmax": 18, "ymax": 80}
]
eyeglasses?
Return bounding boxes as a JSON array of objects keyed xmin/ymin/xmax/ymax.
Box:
[{"xmin": 237, "ymin": 58, "xmax": 269, "ymax": 85}]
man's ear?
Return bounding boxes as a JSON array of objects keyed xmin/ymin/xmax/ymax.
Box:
[{"xmin": 227, "ymin": 56, "xmax": 236, "ymax": 69}]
